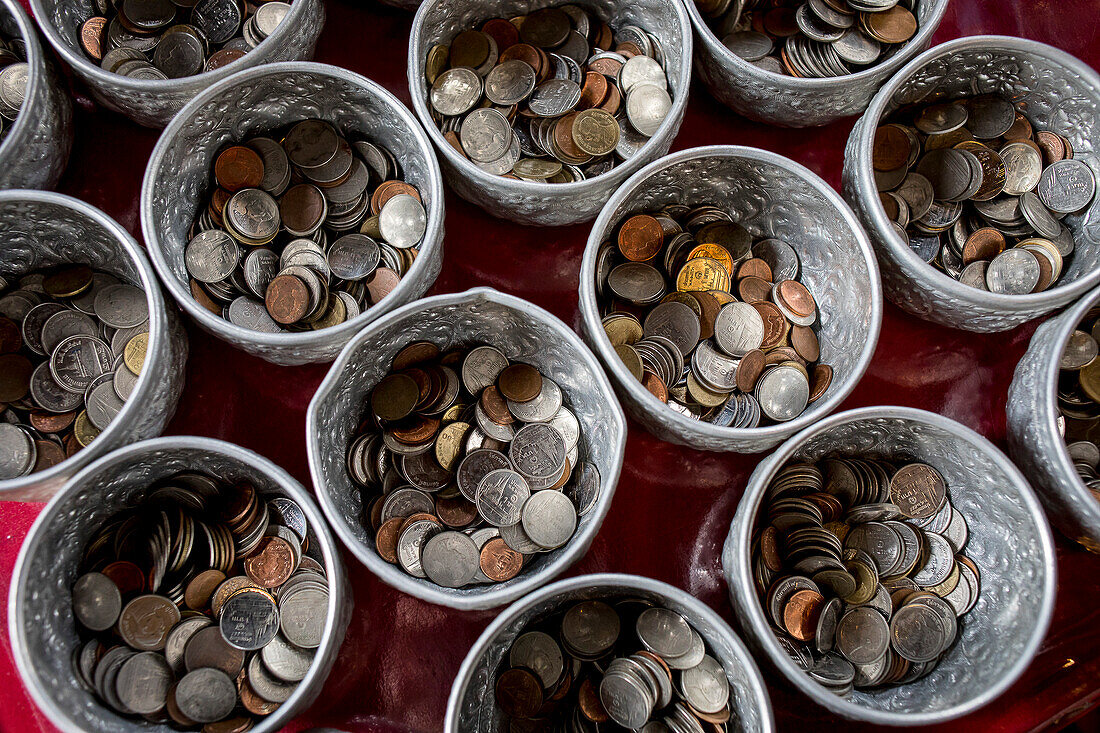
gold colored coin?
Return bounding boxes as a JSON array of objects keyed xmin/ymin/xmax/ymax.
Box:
[
  {"xmin": 1080, "ymin": 358, "xmax": 1100, "ymax": 403},
  {"xmin": 123, "ymin": 332, "xmax": 149, "ymax": 375},
  {"xmin": 310, "ymin": 293, "xmax": 348, "ymax": 331},
  {"xmin": 435, "ymin": 421, "xmax": 472, "ymax": 472},
  {"xmin": 676, "ymin": 257, "xmax": 730, "ymax": 293},
  {"xmin": 603, "ymin": 316, "xmax": 642, "ymax": 346},
  {"xmin": 614, "ymin": 344, "xmax": 644, "ymax": 380},
  {"xmin": 686, "ymin": 373, "xmax": 726, "ymax": 408},
  {"xmin": 687, "ymin": 243, "xmax": 734, "ymax": 277},
  {"xmin": 74, "ymin": 410, "xmax": 101, "ymax": 447}
]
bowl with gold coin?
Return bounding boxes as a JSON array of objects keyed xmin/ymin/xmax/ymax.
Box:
[
  {"xmin": 725, "ymin": 405, "xmax": 1056, "ymax": 724},
  {"xmin": 0, "ymin": 190, "xmax": 187, "ymax": 502},
  {"xmin": 843, "ymin": 36, "xmax": 1100, "ymax": 331},
  {"xmin": 579, "ymin": 145, "xmax": 882, "ymax": 453}
]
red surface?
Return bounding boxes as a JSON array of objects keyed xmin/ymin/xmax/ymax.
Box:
[{"xmin": 2, "ymin": 1, "xmax": 1100, "ymax": 731}]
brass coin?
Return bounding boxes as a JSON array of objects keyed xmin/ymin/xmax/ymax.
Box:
[
  {"xmin": 498, "ymin": 363, "xmax": 542, "ymax": 403},
  {"xmin": 43, "ymin": 264, "xmax": 93, "ymax": 298},
  {"xmin": 676, "ymin": 257, "xmax": 730, "ymax": 293},
  {"xmin": 435, "ymin": 421, "xmax": 471, "ymax": 471},
  {"xmin": 571, "ymin": 109, "xmax": 619, "ymax": 157},
  {"xmin": 123, "ymin": 332, "xmax": 149, "ymax": 375},
  {"xmin": 689, "ymin": 244, "xmax": 734, "ymax": 277},
  {"xmin": 371, "ymin": 373, "xmax": 420, "ymax": 422}
]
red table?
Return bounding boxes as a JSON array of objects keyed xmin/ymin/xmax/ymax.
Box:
[{"xmin": 3, "ymin": 1, "xmax": 1100, "ymax": 730}]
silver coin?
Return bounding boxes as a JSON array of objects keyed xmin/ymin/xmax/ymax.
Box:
[
  {"xmin": 456, "ymin": 448, "xmax": 510, "ymax": 502},
  {"xmin": 509, "ymin": 631, "xmax": 564, "ymax": 689},
  {"xmin": 999, "ymin": 142, "xmax": 1044, "ymax": 195},
  {"xmin": 227, "ymin": 296, "xmax": 283, "ymax": 333},
  {"xmin": 833, "ymin": 27, "xmax": 881, "ymax": 65},
  {"xmin": 93, "ymin": 284, "xmax": 148, "ymax": 329},
  {"xmin": 397, "ymin": 518, "xmax": 443, "ymax": 578},
  {"xmin": 20, "ymin": 302, "xmax": 66, "ymax": 355},
  {"xmin": 529, "ymin": 78, "xmax": 582, "ymax": 116},
  {"xmin": 911, "ymin": 531, "xmax": 955, "ymax": 586},
  {"xmin": 889, "ymin": 602, "xmax": 948, "ymax": 663},
  {"xmin": 219, "ymin": 589, "xmax": 279, "ymax": 651},
  {"xmin": 86, "ymin": 379, "xmax": 126, "ymax": 431},
  {"xmin": 163, "ymin": 616, "xmax": 213, "ymax": 676},
  {"xmin": 401, "ymin": 449, "xmax": 451, "ymax": 492},
  {"xmin": 607, "ymin": 262, "xmax": 665, "ymax": 304},
  {"xmin": 679, "ymin": 654, "xmax": 728, "ymax": 715},
  {"xmin": 636, "ymin": 607, "xmax": 692, "ymax": 658},
  {"xmin": 942, "ymin": 507, "xmax": 969, "ymax": 552},
  {"xmin": 72, "ymin": 572, "xmax": 122, "ymax": 631},
  {"xmin": 916, "ymin": 148, "xmax": 974, "ymax": 202},
  {"xmin": 270, "ymin": 497, "xmax": 308, "ymax": 543},
  {"xmin": 521, "ymin": 490, "xmax": 577, "ymax": 549},
  {"xmin": 473, "ymin": 132, "xmax": 521, "ymax": 176},
  {"xmin": 475, "ymin": 401, "xmax": 516, "ymax": 442},
  {"xmin": 1037, "ymin": 158, "xmax": 1096, "ymax": 214},
  {"xmin": 242, "ymin": 247, "xmax": 279, "ymax": 297},
  {"xmin": 485, "ymin": 59, "xmax": 537, "ymax": 105},
  {"xmin": 29, "ymin": 361, "xmax": 83, "ymax": 413},
  {"xmin": 600, "ymin": 665, "xmax": 652, "ymax": 728},
  {"xmin": 476, "ymin": 469, "xmax": 531, "ymax": 527},
  {"xmin": 246, "ymin": 651, "xmax": 298, "ymax": 705},
  {"xmin": 175, "ymin": 668, "xmax": 236, "ymax": 723},
  {"xmin": 508, "ymin": 377, "xmax": 563, "ymax": 423},
  {"xmin": 625, "ymin": 83, "xmax": 671, "ymax": 138},
  {"xmin": 115, "ymin": 651, "xmax": 172, "ymax": 716},
  {"xmin": 752, "ymin": 239, "xmax": 800, "ymax": 281},
  {"xmin": 546, "ymin": 406, "xmax": 580, "ymax": 451},
  {"xmin": 664, "ymin": 627, "xmax": 706, "ymax": 670},
  {"xmin": 50, "ymin": 335, "xmax": 113, "ymax": 393},
  {"xmin": 461, "ymin": 345, "xmax": 509, "ymax": 394},
  {"xmin": 616, "ymin": 114, "xmax": 650, "ymax": 160},
  {"xmin": 41, "ymin": 310, "xmax": 99, "ymax": 355},
  {"xmin": 795, "ymin": 1, "xmax": 845, "ymax": 42},
  {"xmin": 986, "ymin": 248, "xmax": 1040, "ymax": 294},
  {"xmin": 279, "ymin": 584, "xmax": 327, "ymax": 649},
  {"xmin": 70, "ymin": 272, "xmax": 120, "ymax": 315},
  {"xmin": 421, "ymin": 530, "xmax": 480, "ymax": 588},
  {"xmin": 431, "ymin": 67, "xmax": 483, "ymax": 117},
  {"xmin": 713, "ymin": 302, "xmax": 764, "ymax": 357},
  {"xmin": 510, "ymin": 423, "xmax": 566, "ymax": 481},
  {"xmin": 644, "ymin": 301, "xmax": 700, "ymax": 357},
  {"xmin": 619, "ymin": 54, "xmax": 666, "ymax": 94},
  {"xmin": 692, "ymin": 339, "xmax": 739, "ymax": 393},
  {"xmin": 965, "ymin": 94, "xmax": 1016, "ymax": 139},
  {"xmin": 836, "ymin": 606, "xmax": 889, "ymax": 665},
  {"xmin": 915, "ymin": 102, "xmax": 968, "ymax": 135},
  {"xmin": 895, "ymin": 173, "xmax": 934, "ymax": 221},
  {"xmin": 1019, "ymin": 191, "xmax": 1062, "ymax": 239},
  {"xmin": 260, "ymin": 632, "xmax": 315, "ymax": 683},
  {"xmin": 327, "ymin": 234, "xmax": 380, "ymax": 281},
  {"xmin": 226, "ymin": 188, "xmax": 280, "ymax": 242},
  {"xmin": 561, "ymin": 600, "xmax": 620, "ymax": 657},
  {"xmin": 461, "ymin": 108, "xmax": 513, "ymax": 163},
  {"xmin": 564, "ymin": 461, "xmax": 601, "ymax": 516},
  {"xmin": 721, "ymin": 30, "xmax": 773, "ymax": 61},
  {"xmin": 379, "ymin": 194, "xmax": 427, "ymax": 249},
  {"xmin": 844, "ymin": 522, "xmax": 903, "ymax": 575},
  {"xmin": 498, "ymin": 520, "xmax": 542, "ymax": 554},
  {"xmin": 185, "ymin": 229, "xmax": 239, "ymax": 283}
]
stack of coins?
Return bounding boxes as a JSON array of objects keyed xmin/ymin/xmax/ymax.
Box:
[
  {"xmin": 425, "ymin": 4, "xmax": 673, "ymax": 183},
  {"xmin": 347, "ymin": 340, "xmax": 601, "ymax": 588},
  {"xmin": 70, "ymin": 473, "xmax": 328, "ymax": 727},
  {"xmin": 698, "ymin": 0, "xmax": 919, "ymax": 77},
  {"xmin": 752, "ymin": 458, "xmax": 980, "ymax": 695},
  {"xmin": 595, "ymin": 204, "xmax": 830, "ymax": 427},
  {"xmin": 0, "ymin": 266, "xmax": 149, "ymax": 479},
  {"xmin": 0, "ymin": 31, "xmax": 27, "ymax": 140},
  {"xmin": 184, "ymin": 119, "xmax": 427, "ymax": 333},
  {"xmin": 78, "ymin": 0, "xmax": 292, "ymax": 79},
  {"xmin": 875, "ymin": 93, "xmax": 1096, "ymax": 293},
  {"xmin": 494, "ymin": 598, "xmax": 735, "ymax": 729},
  {"xmin": 1054, "ymin": 308, "xmax": 1100, "ymax": 501}
]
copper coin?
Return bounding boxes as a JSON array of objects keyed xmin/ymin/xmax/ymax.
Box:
[
  {"xmin": 617, "ymin": 214, "xmax": 664, "ymax": 262},
  {"xmin": 764, "ymin": 6, "xmax": 799, "ymax": 36},
  {"xmin": 553, "ymin": 112, "xmax": 589, "ymax": 160},
  {"xmin": 761, "ymin": 526, "xmax": 783, "ymax": 572},
  {"xmin": 499, "ymin": 43, "xmax": 543, "ymax": 76},
  {"xmin": 1036, "ymin": 130, "xmax": 1067, "ymax": 166},
  {"xmin": 375, "ymin": 517, "xmax": 405, "ymax": 563},
  {"xmin": 210, "ymin": 576, "xmax": 259, "ymax": 617},
  {"xmin": 790, "ymin": 325, "xmax": 820, "ymax": 362},
  {"xmin": 873, "ymin": 125, "xmax": 911, "ymax": 172},
  {"xmin": 101, "ymin": 560, "xmax": 146, "ymax": 596},
  {"xmin": 365, "ymin": 267, "xmax": 400, "ymax": 304},
  {"xmin": 165, "ymin": 683, "xmax": 197, "ymax": 727},
  {"xmin": 498, "ymin": 363, "xmax": 542, "ymax": 403},
  {"xmin": 118, "ymin": 595, "xmax": 180, "ymax": 651},
  {"xmin": 775, "ymin": 280, "xmax": 816, "ymax": 318},
  {"xmin": 392, "ymin": 341, "xmax": 440, "ymax": 370},
  {"xmin": 577, "ymin": 677, "xmax": 610, "ymax": 723},
  {"xmin": 371, "ymin": 180, "xmax": 421, "ymax": 216},
  {"xmin": 479, "ymin": 537, "xmax": 523, "ymax": 581},
  {"xmin": 80, "ymin": 16, "xmax": 108, "ymax": 60},
  {"xmin": 190, "ymin": 279, "xmax": 221, "ymax": 315},
  {"xmin": 783, "ymin": 588, "xmax": 825, "ymax": 641},
  {"xmin": 480, "ymin": 385, "xmax": 515, "ymax": 424},
  {"xmin": 265, "ymin": 274, "xmax": 309, "ymax": 324},
  {"xmin": 588, "ymin": 56, "xmax": 622, "ymax": 77},
  {"xmin": 278, "ymin": 183, "xmax": 325, "ymax": 234},
  {"xmin": 239, "ymin": 676, "xmax": 280, "ymax": 716},
  {"xmin": 0, "ymin": 316, "xmax": 21, "ymax": 353},
  {"xmin": 738, "ymin": 275, "xmax": 772, "ymax": 303},
  {"xmin": 809, "ymin": 364, "xmax": 832, "ymax": 404},
  {"xmin": 0, "ymin": 354, "xmax": 32, "ymax": 402},
  {"xmin": 210, "ymin": 187, "xmax": 231, "ymax": 217},
  {"xmin": 202, "ymin": 715, "xmax": 252, "ymax": 733},
  {"xmin": 961, "ymin": 227, "xmax": 1006, "ymax": 265},
  {"xmin": 865, "ymin": 6, "xmax": 918, "ymax": 43},
  {"xmin": 43, "ymin": 264, "xmax": 93, "ymax": 298},
  {"xmin": 599, "ymin": 82, "xmax": 622, "ymax": 115},
  {"xmin": 549, "ymin": 457, "xmax": 572, "ymax": 490},
  {"xmin": 29, "ymin": 410, "xmax": 77, "ymax": 434},
  {"xmin": 482, "ymin": 17, "xmax": 520, "ymax": 51},
  {"xmin": 31, "ymin": 440, "xmax": 65, "ymax": 472},
  {"xmin": 243, "ymin": 536, "xmax": 295, "ymax": 588},
  {"xmin": 737, "ymin": 258, "xmax": 773, "ymax": 282},
  {"xmin": 399, "ymin": 512, "xmax": 439, "ymax": 535},
  {"xmin": 691, "ymin": 292, "xmax": 722, "ymax": 341},
  {"xmin": 736, "ymin": 349, "xmax": 766, "ymax": 393},
  {"xmin": 754, "ymin": 301, "xmax": 789, "ymax": 351},
  {"xmin": 495, "ymin": 667, "xmax": 543, "ymax": 719},
  {"xmin": 642, "ymin": 370, "xmax": 668, "ymax": 402},
  {"xmin": 206, "ymin": 48, "xmax": 245, "ymax": 70},
  {"xmin": 1003, "ymin": 113, "xmax": 1034, "ymax": 142},
  {"xmin": 578, "ymin": 71, "xmax": 609, "ymax": 110},
  {"xmin": 185, "ymin": 569, "xmax": 227, "ymax": 610},
  {"xmin": 184, "ymin": 625, "xmax": 245, "ymax": 676},
  {"xmin": 390, "ymin": 414, "xmax": 440, "ymax": 445},
  {"xmin": 436, "ymin": 495, "xmax": 479, "ymax": 528},
  {"xmin": 891, "ymin": 463, "xmax": 946, "ymax": 519},
  {"xmin": 214, "ymin": 146, "xmax": 265, "ymax": 192}
]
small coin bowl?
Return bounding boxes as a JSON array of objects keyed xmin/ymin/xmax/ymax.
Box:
[
  {"xmin": 725, "ymin": 406, "xmax": 1056, "ymax": 724},
  {"xmin": 843, "ymin": 36, "xmax": 1100, "ymax": 332},
  {"xmin": 446, "ymin": 572, "xmax": 775, "ymax": 731},
  {"xmin": 142, "ymin": 62, "xmax": 446, "ymax": 365},
  {"xmin": 1008, "ymin": 284, "xmax": 1100, "ymax": 552},
  {"xmin": 307, "ymin": 287, "xmax": 626, "ymax": 610},
  {"xmin": 685, "ymin": 0, "xmax": 948, "ymax": 128},
  {"xmin": 579, "ymin": 145, "xmax": 882, "ymax": 453},
  {"xmin": 0, "ymin": 0, "xmax": 73, "ymax": 189},
  {"xmin": 407, "ymin": 0, "xmax": 693, "ymax": 226},
  {"xmin": 9, "ymin": 436, "xmax": 352, "ymax": 733},
  {"xmin": 0, "ymin": 190, "xmax": 187, "ymax": 501},
  {"xmin": 30, "ymin": 0, "xmax": 323, "ymax": 128}
]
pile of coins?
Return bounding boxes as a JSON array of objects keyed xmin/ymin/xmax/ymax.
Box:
[
  {"xmin": 595, "ymin": 204, "xmax": 831, "ymax": 427},
  {"xmin": 494, "ymin": 598, "xmax": 735, "ymax": 729},
  {"xmin": 425, "ymin": 4, "xmax": 673, "ymax": 183},
  {"xmin": 752, "ymin": 457, "xmax": 980, "ymax": 695},
  {"xmin": 875, "ymin": 93, "xmax": 1096, "ymax": 293},
  {"xmin": 347, "ymin": 340, "xmax": 600, "ymax": 589},
  {"xmin": 78, "ymin": 0, "xmax": 291, "ymax": 80},
  {"xmin": 1055, "ymin": 307, "xmax": 1100, "ymax": 501},
  {"xmin": 698, "ymin": 0, "xmax": 919, "ymax": 77},
  {"xmin": 70, "ymin": 473, "xmax": 328, "ymax": 727},
  {"xmin": 0, "ymin": 31, "xmax": 27, "ymax": 140},
  {"xmin": 0, "ymin": 266, "xmax": 149, "ymax": 479},
  {"xmin": 185, "ymin": 119, "xmax": 427, "ymax": 333}
]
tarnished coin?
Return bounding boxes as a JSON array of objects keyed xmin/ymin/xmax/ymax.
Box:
[{"xmin": 421, "ymin": 531, "xmax": 480, "ymax": 588}]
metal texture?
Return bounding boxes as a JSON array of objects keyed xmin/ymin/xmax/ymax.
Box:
[
  {"xmin": 30, "ymin": 0, "xmax": 324, "ymax": 128},
  {"xmin": 685, "ymin": 0, "xmax": 949, "ymax": 128},
  {"xmin": 842, "ymin": 36, "xmax": 1100, "ymax": 332},
  {"xmin": 406, "ymin": 0, "xmax": 693, "ymax": 226},
  {"xmin": 0, "ymin": 0, "xmax": 72, "ymax": 190},
  {"xmin": 724, "ymin": 406, "xmax": 1057, "ymax": 725},
  {"xmin": 446, "ymin": 572, "xmax": 775, "ymax": 732},
  {"xmin": 142, "ymin": 62, "xmax": 445, "ymax": 365},
  {"xmin": 0, "ymin": 190, "xmax": 187, "ymax": 502},
  {"xmin": 307, "ymin": 288, "xmax": 627, "ymax": 610},
  {"xmin": 376, "ymin": 0, "xmax": 420, "ymax": 10},
  {"xmin": 8, "ymin": 436, "xmax": 351, "ymax": 733},
  {"xmin": 579, "ymin": 145, "xmax": 882, "ymax": 453}
]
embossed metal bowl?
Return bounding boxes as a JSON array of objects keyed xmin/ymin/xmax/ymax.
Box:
[
  {"xmin": 407, "ymin": 0, "xmax": 693, "ymax": 226},
  {"xmin": 685, "ymin": 0, "xmax": 948, "ymax": 128},
  {"xmin": 0, "ymin": 190, "xmax": 187, "ymax": 502},
  {"xmin": 842, "ymin": 36, "xmax": 1100, "ymax": 332},
  {"xmin": 0, "ymin": 0, "xmax": 72, "ymax": 190},
  {"xmin": 30, "ymin": 0, "xmax": 324, "ymax": 127},
  {"xmin": 578, "ymin": 145, "xmax": 882, "ymax": 453},
  {"xmin": 1008, "ymin": 285, "xmax": 1100, "ymax": 552},
  {"xmin": 9, "ymin": 436, "xmax": 352, "ymax": 733},
  {"xmin": 724, "ymin": 406, "xmax": 1057, "ymax": 724},
  {"xmin": 307, "ymin": 287, "xmax": 627, "ymax": 610},
  {"xmin": 142, "ymin": 62, "xmax": 445, "ymax": 365},
  {"xmin": 446, "ymin": 572, "xmax": 775, "ymax": 732}
]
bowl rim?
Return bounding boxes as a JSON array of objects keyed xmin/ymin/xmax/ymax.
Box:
[
  {"xmin": 0, "ymin": 190, "xmax": 173, "ymax": 498},
  {"xmin": 405, "ymin": 0, "xmax": 694, "ymax": 196},
  {"xmin": 726, "ymin": 405, "xmax": 1058, "ymax": 725},
  {"xmin": 443, "ymin": 571, "xmax": 777, "ymax": 733},
  {"xmin": 140, "ymin": 60, "xmax": 445, "ymax": 351},
  {"xmin": 306, "ymin": 286, "xmax": 628, "ymax": 611},
  {"xmin": 0, "ymin": 0, "xmax": 49, "ymax": 163},
  {"xmin": 7, "ymin": 435, "xmax": 349, "ymax": 733},
  {"xmin": 578, "ymin": 144, "xmax": 883, "ymax": 447},
  {"xmin": 852, "ymin": 35, "xmax": 1100, "ymax": 310}
]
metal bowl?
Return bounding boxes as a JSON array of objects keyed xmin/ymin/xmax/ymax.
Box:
[
  {"xmin": 0, "ymin": 0, "xmax": 72, "ymax": 190},
  {"xmin": 724, "ymin": 406, "xmax": 1057, "ymax": 725},
  {"xmin": 30, "ymin": 0, "xmax": 324, "ymax": 128},
  {"xmin": 578, "ymin": 145, "xmax": 882, "ymax": 453},
  {"xmin": 406, "ymin": 0, "xmax": 693, "ymax": 226},
  {"xmin": 142, "ymin": 62, "xmax": 446, "ymax": 365},
  {"xmin": 1007, "ymin": 285, "xmax": 1100, "ymax": 552},
  {"xmin": 9, "ymin": 436, "xmax": 352, "ymax": 733},
  {"xmin": 307, "ymin": 287, "xmax": 627, "ymax": 610},
  {"xmin": 685, "ymin": 0, "xmax": 949, "ymax": 128},
  {"xmin": 446, "ymin": 572, "xmax": 775, "ymax": 732},
  {"xmin": 842, "ymin": 36, "xmax": 1100, "ymax": 332},
  {"xmin": 0, "ymin": 190, "xmax": 187, "ymax": 502}
]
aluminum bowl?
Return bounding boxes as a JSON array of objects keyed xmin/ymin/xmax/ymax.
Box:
[
  {"xmin": 142, "ymin": 62, "xmax": 446, "ymax": 365},
  {"xmin": 842, "ymin": 36, "xmax": 1100, "ymax": 332},
  {"xmin": 578, "ymin": 145, "xmax": 882, "ymax": 453},
  {"xmin": 307, "ymin": 287, "xmax": 627, "ymax": 610},
  {"xmin": 0, "ymin": 0, "xmax": 72, "ymax": 190},
  {"xmin": 30, "ymin": 0, "xmax": 324, "ymax": 128},
  {"xmin": 9, "ymin": 436, "xmax": 352, "ymax": 733},
  {"xmin": 724, "ymin": 406, "xmax": 1057, "ymax": 725},
  {"xmin": 446, "ymin": 572, "xmax": 775, "ymax": 732},
  {"xmin": 407, "ymin": 0, "xmax": 693, "ymax": 226},
  {"xmin": 685, "ymin": 0, "xmax": 948, "ymax": 128},
  {"xmin": 0, "ymin": 190, "xmax": 187, "ymax": 502}
]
